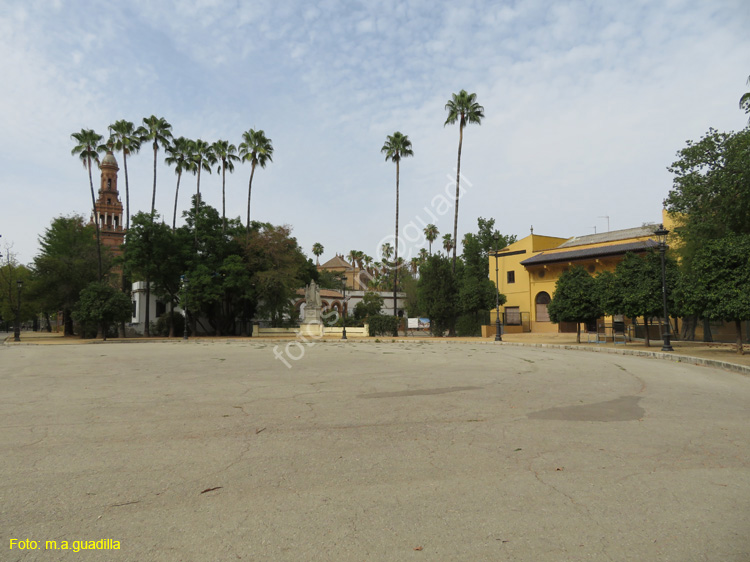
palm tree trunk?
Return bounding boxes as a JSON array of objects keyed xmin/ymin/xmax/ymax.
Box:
[
  {"xmin": 151, "ymin": 143, "xmax": 158, "ymax": 216},
  {"xmin": 87, "ymin": 158, "xmax": 103, "ymax": 282},
  {"xmin": 644, "ymin": 316, "xmax": 650, "ymax": 347},
  {"xmin": 246, "ymin": 163, "xmax": 256, "ymax": 243},
  {"xmin": 393, "ymin": 160, "xmax": 399, "ymax": 317},
  {"xmin": 222, "ymin": 164, "xmax": 227, "ymax": 233},
  {"xmin": 123, "ymin": 151, "xmax": 131, "ymax": 231},
  {"xmin": 453, "ymin": 124, "xmax": 464, "ymax": 272},
  {"xmin": 195, "ymin": 168, "xmax": 202, "ymax": 245},
  {"xmin": 172, "ymin": 172, "xmax": 182, "ymax": 231}
]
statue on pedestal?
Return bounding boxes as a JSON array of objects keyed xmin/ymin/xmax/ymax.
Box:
[{"xmin": 302, "ymin": 280, "xmax": 322, "ymax": 325}]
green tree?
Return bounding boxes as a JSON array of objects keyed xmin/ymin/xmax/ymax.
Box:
[
  {"xmin": 73, "ymin": 281, "xmax": 131, "ymax": 340},
  {"xmin": 458, "ymin": 230, "xmax": 504, "ymax": 336},
  {"xmin": 165, "ymin": 137, "xmax": 196, "ymax": 231},
  {"xmin": 442, "ymin": 233, "xmax": 454, "ymax": 254},
  {"xmin": 418, "ymin": 253, "xmax": 458, "ymax": 336},
  {"xmin": 614, "ymin": 252, "xmax": 677, "ymax": 347},
  {"xmin": 189, "ymin": 139, "xmax": 216, "ymax": 242},
  {"xmin": 354, "ymin": 291, "xmax": 384, "ymax": 320},
  {"xmin": 70, "ymin": 128, "xmax": 105, "ymax": 281},
  {"xmin": 444, "ymin": 89, "xmax": 484, "ymax": 271},
  {"xmin": 665, "ymin": 128, "xmax": 750, "ymax": 245},
  {"xmin": 137, "ymin": 115, "xmax": 173, "ymax": 217},
  {"xmin": 212, "ymin": 139, "xmax": 240, "ymax": 233},
  {"xmin": 0, "ymin": 253, "xmax": 33, "ymax": 332},
  {"xmin": 312, "ymin": 242, "xmax": 324, "ymax": 265},
  {"xmin": 107, "ymin": 120, "xmax": 142, "ymax": 231},
  {"xmin": 382, "ymin": 131, "xmax": 414, "ymax": 317},
  {"xmin": 32, "ymin": 215, "xmax": 103, "ymax": 335},
  {"xmin": 423, "ymin": 224, "xmax": 438, "ymax": 255},
  {"xmin": 547, "ymin": 266, "xmax": 602, "ymax": 343},
  {"xmin": 245, "ymin": 224, "xmax": 312, "ymax": 327},
  {"xmin": 740, "ymin": 75, "xmax": 750, "ymax": 124},
  {"xmin": 239, "ymin": 129, "xmax": 274, "ymax": 240},
  {"xmin": 678, "ymin": 235, "xmax": 750, "ymax": 354}
]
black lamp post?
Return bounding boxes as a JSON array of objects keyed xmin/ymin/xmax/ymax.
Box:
[
  {"xmin": 492, "ymin": 234, "xmax": 502, "ymax": 342},
  {"xmin": 341, "ymin": 276, "xmax": 348, "ymax": 340},
  {"xmin": 654, "ymin": 224, "xmax": 674, "ymax": 352},
  {"xmin": 181, "ymin": 275, "xmax": 189, "ymax": 341},
  {"xmin": 14, "ymin": 280, "xmax": 23, "ymax": 342}
]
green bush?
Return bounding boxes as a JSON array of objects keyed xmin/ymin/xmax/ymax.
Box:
[
  {"xmin": 368, "ymin": 314, "xmax": 400, "ymax": 337},
  {"xmin": 153, "ymin": 311, "xmax": 185, "ymax": 337}
]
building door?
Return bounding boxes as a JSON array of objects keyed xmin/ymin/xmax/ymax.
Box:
[{"xmin": 535, "ymin": 292, "xmax": 551, "ymax": 322}]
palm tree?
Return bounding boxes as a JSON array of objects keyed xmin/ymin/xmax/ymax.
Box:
[
  {"xmin": 741, "ymin": 75, "xmax": 750, "ymax": 124},
  {"xmin": 71, "ymin": 129, "xmax": 105, "ymax": 281},
  {"xmin": 312, "ymin": 242, "xmax": 324, "ymax": 265},
  {"xmin": 238, "ymin": 129, "xmax": 274, "ymax": 240},
  {"xmin": 445, "ymin": 90, "xmax": 484, "ymax": 271},
  {"xmin": 189, "ymin": 139, "xmax": 216, "ymax": 241},
  {"xmin": 424, "ymin": 223, "xmax": 439, "ymax": 255},
  {"xmin": 418, "ymin": 248, "xmax": 429, "ymax": 262},
  {"xmin": 442, "ymin": 233, "xmax": 455, "ymax": 254},
  {"xmin": 164, "ymin": 137, "xmax": 195, "ymax": 231},
  {"xmin": 381, "ymin": 242, "xmax": 394, "ymax": 262},
  {"xmin": 381, "ymin": 131, "xmax": 414, "ymax": 317},
  {"xmin": 410, "ymin": 257, "xmax": 420, "ymax": 276},
  {"xmin": 212, "ymin": 139, "xmax": 240, "ymax": 232},
  {"xmin": 108, "ymin": 120, "xmax": 141, "ymax": 231},
  {"xmin": 137, "ymin": 116, "xmax": 173, "ymax": 217}
]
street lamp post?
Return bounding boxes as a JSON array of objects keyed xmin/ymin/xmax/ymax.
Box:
[
  {"xmin": 341, "ymin": 277, "xmax": 348, "ymax": 340},
  {"xmin": 654, "ymin": 224, "xmax": 674, "ymax": 352},
  {"xmin": 14, "ymin": 280, "xmax": 22, "ymax": 342},
  {"xmin": 181, "ymin": 275, "xmax": 189, "ymax": 341},
  {"xmin": 492, "ymin": 234, "xmax": 502, "ymax": 342}
]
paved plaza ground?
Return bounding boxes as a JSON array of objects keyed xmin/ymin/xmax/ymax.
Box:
[{"xmin": 1, "ymin": 338, "xmax": 749, "ymax": 561}]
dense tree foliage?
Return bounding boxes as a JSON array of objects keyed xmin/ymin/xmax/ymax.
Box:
[
  {"xmin": 665, "ymin": 128, "xmax": 750, "ymax": 246},
  {"xmin": 676, "ymin": 235, "xmax": 750, "ymax": 354},
  {"xmin": 73, "ymin": 281, "xmax": 132, "ymax": 340},
  {"xmin": 548, "ymin": 266, "xmax": 602, "ymax": 343},
  {"xmin": 32, "ymin": 216, "xmax": 105, "ymax": 335}
]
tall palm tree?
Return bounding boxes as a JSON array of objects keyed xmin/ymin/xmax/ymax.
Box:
[
  {"xmin": 381, "ymin": 131, "xmax": 414, "ymax": 317},
  {"xmin": 212, "ymin": 139, "xmax": 240, "ymax": 232},
  {"xmin": 741, "ymin": 75, "xmax": 750, "ymax": 124},
  {"xmin": 347, "ymin": 250, "xmax": 359, "ymax": 268},
  {"xmin": 108, "ymin": 120, "xmax": 141, "ymax": 231},
  {"xmin": 442, "ymin": 233, "xmax": 455, "ymax": 254},
  {"xmin": 164, "ymin": 137, "xmax": 195, "ymax": 231},
  {"xmin": 312, "ymin": 242, "xmax": 324, "ymax": 265},
  {"xmin": 137, "ymin": 115, "xmax": 173, "ymax": 217},
  {"xmin": 410, "ymin": 257, "xmax": 420, "ymax": 276},
  {"xmin": 71, "ymin": 128, "xmax": 105, "ymax": 282},
  {"xmin": 424, "ymin": 223, "xmax": 439, "ymax": 255},
  {"xmin": 238, "ymin": 129, "xmax": 274, "ymax": 240},
  {"xmin": 189, "ymin": 139, "xmax": 216, "ymax": 241},
  {"xmin": 135, "ymin": 116, "xmax": 172, "ymax": 338},
  {"xmin": 445, "ymin": 90, "xmax": 484, "ymax": 271}
]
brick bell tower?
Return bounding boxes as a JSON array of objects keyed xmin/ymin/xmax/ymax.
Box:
[{"xmin": 93, "ymin": 151, "xmax": 126, "ymax": 257}]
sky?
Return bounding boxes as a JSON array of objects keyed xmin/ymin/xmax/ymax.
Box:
[{"xmin": 1, "ymin": 0, "xmax": 748, "ymax": 267}]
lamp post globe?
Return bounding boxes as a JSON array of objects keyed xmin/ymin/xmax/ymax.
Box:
[{"xmin": 654, "ymin": 224, "xmax": 674, "ymax": 352}]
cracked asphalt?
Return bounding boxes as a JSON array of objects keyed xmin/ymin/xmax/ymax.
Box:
[{"xmin": 1, "ymin": 340, "xmax": 749, "ymax": 561}]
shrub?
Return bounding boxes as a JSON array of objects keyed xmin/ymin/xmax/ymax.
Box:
[
  {"xmin": 368, "ymin": 314, "xmax": 400, "ymax": 337},
  {"xmin": 153, "ymin": 311, "xmax": 185, "ymax": 337}
]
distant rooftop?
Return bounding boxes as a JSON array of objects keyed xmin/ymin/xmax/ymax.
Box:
[
  {"xmin": 319, "ymin": 255, "xmax": 353, "ymax": 269},
  {"xmin": 557, "ymin": 224, "xmax": 660, "ymax": 248},
  {"xmin": 520, "ymin": 240, "xmax": 659, "ymax": 266}
]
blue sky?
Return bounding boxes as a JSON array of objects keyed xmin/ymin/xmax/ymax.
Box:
[{"xmin": 1, "ymin": 0, "xmax": 748, "ymax": 266}]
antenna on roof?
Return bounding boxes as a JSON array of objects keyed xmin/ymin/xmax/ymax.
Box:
[
  {"xmin": 592, "ymin": 226, "xmax": 597, "ymax": 234},
  {"xmin": 598, "ymin": 215, "xmax": 610, "ymax": 232},
  {"xmin": 530, "ymin": 225, "xmax": 534, "ymax": 235}
]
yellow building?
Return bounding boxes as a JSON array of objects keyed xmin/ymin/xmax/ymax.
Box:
[{"xmin": 490, "ymin": 211, "xmax": 677, "ymax": 333}]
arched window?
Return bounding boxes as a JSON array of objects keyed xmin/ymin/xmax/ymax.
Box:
[
  {"xmin": 536, "ymin": 292, "xmax": 551, "ymax": 322},
  {"xmin": 107, "ymin": 179, "xmax": 112, "ymax": 189}
]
